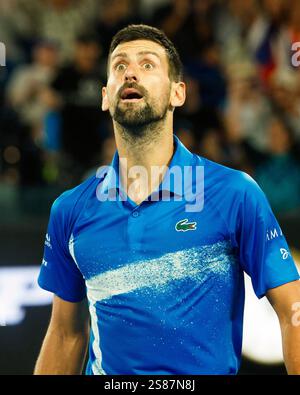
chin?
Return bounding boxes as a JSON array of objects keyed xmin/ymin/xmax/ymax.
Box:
[{"xmin": 119, "ymin": 118, "xmax": 151, "ymax": 129}]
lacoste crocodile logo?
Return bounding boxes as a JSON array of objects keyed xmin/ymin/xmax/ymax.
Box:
[{"xmin": 175, "ymin": 219, "xmax": 197, "ymax": 232}]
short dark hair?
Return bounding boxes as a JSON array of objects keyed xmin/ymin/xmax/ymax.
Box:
[{"xmin": 108, "ymin": 24, "xmax": 183, "ymax": 82}]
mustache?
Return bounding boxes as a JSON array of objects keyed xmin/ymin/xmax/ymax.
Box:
[{"xmin": 117, "ymin": 82, "xmax": 148, "ymax": 99}]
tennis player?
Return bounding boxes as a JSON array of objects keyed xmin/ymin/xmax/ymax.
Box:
[{"xmin": 35, "ymin": 25, "xmax": 300, "ymax": 375}]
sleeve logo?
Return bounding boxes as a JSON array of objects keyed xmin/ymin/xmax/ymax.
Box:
[
  {"xmin": 44, "ymin": 233, "xmax": 52, "ymax": 249},
  {"xmin": 266, "ymin": 227, "xmax": 283, "ymax": 241},
  {"xmin": 280, "ymin": 248, "xmax": 289, "ymax": 260}
]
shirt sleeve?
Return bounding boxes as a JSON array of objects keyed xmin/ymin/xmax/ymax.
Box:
[
  {"xmin": 38, "ymin": 195, "xmax": 86, "ymax": 302},
  {"xmin": 235, "ymin": 175, "xmax": 299, "ymax": 299}
]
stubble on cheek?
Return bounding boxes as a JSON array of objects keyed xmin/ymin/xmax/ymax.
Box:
[{"xmin": 108, "ymin": 80, "xmax": 171, "ymax": 126}]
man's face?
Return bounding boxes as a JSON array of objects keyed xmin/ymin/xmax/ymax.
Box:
[{"xmin": 102, "ymin": 40, "xmax": 182, "ymax": 130}]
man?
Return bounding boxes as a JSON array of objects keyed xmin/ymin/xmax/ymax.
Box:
[
  {"xmin": 7, "ymin": 40, "xmax": 59, "ymax": 134},
  {"xmin": 42, "ymin": 34, "xmax": 105, "ymax": 185},
  {"xmin": 35, "ymin": 25, "xmax": 300, "ymax": 375}
]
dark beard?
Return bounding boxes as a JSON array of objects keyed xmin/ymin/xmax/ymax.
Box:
[{"xmin": 113, "ymin": 101, "xmax": 169, "ymax": 139}]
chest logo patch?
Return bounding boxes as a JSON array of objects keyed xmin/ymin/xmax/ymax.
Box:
[{"xmin": 175, "ymin": 219, "xmax": 197, "ymax": 232}]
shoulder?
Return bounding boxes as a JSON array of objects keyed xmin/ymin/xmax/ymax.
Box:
[
  {"xmin": 200, "ymin": 156, "xmax": 263, "ymax": 197},
  {"xmin": 198, "ymin": 157, "xmax": 273, "ymax": 236},
  {"xmin": 197, "ymin": 156, "xmax": 270, "ymax": 219},
  {"xmin": 50, "ymin": 174, "xmax": 100, "ymax": 224}
]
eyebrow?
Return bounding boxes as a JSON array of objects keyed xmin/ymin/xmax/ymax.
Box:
[{"xmin": 111, "ymin": 50, "xmax": 161, "ymax": 62}]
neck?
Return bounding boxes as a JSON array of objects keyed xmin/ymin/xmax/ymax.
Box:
[{"xmin": 113, "ymin": 115, "xmax": 175, "ymax": 204}]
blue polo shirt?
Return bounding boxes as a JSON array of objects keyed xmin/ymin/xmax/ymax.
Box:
[{"xmin": 38, "ymin": 135, "xmax": 299, "ymax": 375}]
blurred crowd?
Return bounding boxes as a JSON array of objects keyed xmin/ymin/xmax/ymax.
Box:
[{"xmin": 1, "ymin": 0, "xmax": 300, "ymax": 215}]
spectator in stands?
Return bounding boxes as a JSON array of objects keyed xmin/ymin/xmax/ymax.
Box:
[
  {"xmin": 252, "ymin": 0, "xmax": 289, "ymax": 84},
  {"xmin": 195, "ymin": 128, "xmax": 231, "ymax": 166},
  {"xmin": 94, "ymin": 0, "xmax": 140, "ymax": 56},
  {"xmin": 7, "ymin": 40, "xmax": 59, "ymax": 142},
  {"xmin": 41, "ymin": 34, "xmax": 105, "ymax": 185},
  {"xmin": 255, "ymin": 115, "xmax": 300, "ymax": 214},
  {"xmin": 176, "ymin": 74, "xmax": 224, "ymax": 142},
  {"xmin": 0, "ymin": 0, "xmax": 25, "ymax": 64},
  {"xmin": 215, "ymin": 0, "xmax": 289, "ymax": 85},
  {"xmin": 215, "ymin": 0, "xmax": 262, "ymax": 66},
  {"xmin": 19, "ymin": 0, "xmax": 97, "ymax": 63},
  {"xmin": 152, "ymin": 0, "xmax": 216, "ymax": 62},
  {"xmin": 224, "ymin": 62, "xmax": 272, "ymax": 154},
  {"xmin": 269, "ymin": 69, "xmax": 300, "ymax": 141},
  {"xmin": 269, "ymin": 0, "xmax": 299, "ymax": 72},
  {"xmin": 1, "ymin": 0, "xmax": 300, "ymax": 217}
]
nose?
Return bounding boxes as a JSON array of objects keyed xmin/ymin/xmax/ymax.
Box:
[{"xmin": 124, "ymin": 63, "xmax": 139, "ymax": 82}]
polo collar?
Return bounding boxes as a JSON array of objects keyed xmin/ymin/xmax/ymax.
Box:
[{"xmin": 98, "ymin": 134, "xmax": 196, "ymax": 198}]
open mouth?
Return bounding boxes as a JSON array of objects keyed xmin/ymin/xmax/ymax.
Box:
[{"xmin": 120, "ymin": 88, "xmax": 144, "ymax": 102}]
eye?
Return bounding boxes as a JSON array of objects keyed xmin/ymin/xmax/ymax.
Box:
[
  {"xmin": 143, "ymin": 62, "xmax": 154, "ymax": 70},
  {"xmin": 115, "ymin": 63, "xmax": 126, "ymax": 72}
]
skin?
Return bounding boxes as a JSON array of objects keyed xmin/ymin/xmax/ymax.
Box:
[
  {"xmin": 34, "ymin": 38, "xmax": 300, "ymax": 375},
  {"xmin": 34, "ymin": 296, "xmax": 90, "ymax": 374},
  {"xmin": 34, "ymin": 39, "xmax": 186, "ymax": 375},
  {"xmin": 267, "ymin": 281, "xmax": 300, "ymax": 374},
  {"xmin": 102, "ymin": 39, "xmax": 186, "ymax": 204}
]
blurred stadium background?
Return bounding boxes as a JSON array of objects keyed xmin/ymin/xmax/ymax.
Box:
[{"xmin": 1, "ymin": 0, "xmax": 300, "ymax": 375}]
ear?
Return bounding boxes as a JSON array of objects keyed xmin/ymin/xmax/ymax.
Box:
[
  {"xmin": 170, "ymin": 82, "xmax": 186, "ymax": 108},
  {"xmin": 102, "ymin": 86, "xmax": 109, "ymax": 111}
]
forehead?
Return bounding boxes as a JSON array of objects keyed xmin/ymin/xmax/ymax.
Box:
[{"xmin": 110, "ymin": 39, "xmax": 168, "ymax": 63}]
